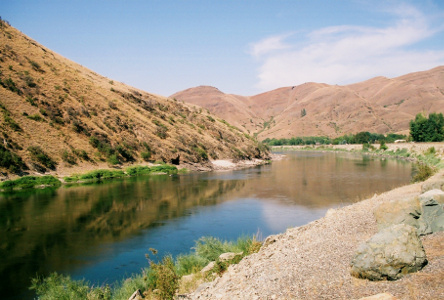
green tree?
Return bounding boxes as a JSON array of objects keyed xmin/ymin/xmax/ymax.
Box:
[
  {"xmin": 353, "ymin": 132, "xmax": 371, "ymax": 144},
  {"xmin": 410, "ymin": 113, "xmax": 444, "ymax": 142}
]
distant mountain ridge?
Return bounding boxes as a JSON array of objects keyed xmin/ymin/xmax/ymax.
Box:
[
  {"xmin": 0, "ymin": 21, "xmax": 268, "ymax": 177},
  {"xmin": 171, "ymin": 66, "xmax": 444, "ymax": 140}
]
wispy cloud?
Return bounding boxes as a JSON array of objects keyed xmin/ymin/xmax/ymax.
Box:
[
  {"xmin": 250, "ymin": 4, "xmax": 444, "ymax": 91},
  {"xmin": 249, "ymin": 33, "xmax": 293, "ymax": 58}
]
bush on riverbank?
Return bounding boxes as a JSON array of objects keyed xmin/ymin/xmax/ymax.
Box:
[
  {"xmin": 30, "ymin": 235, "xmax": 261, "ymax": 300},
  {"xmin": 64, "ymin": 164, "xmax": 179, "ymax": 183},
  {"xmin": 0, "ymin": 175, "xmax": 61, "ymax": 190}
]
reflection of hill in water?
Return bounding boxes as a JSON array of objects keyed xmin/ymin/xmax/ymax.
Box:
[
  {"xmin": 223, "ymin": 152, "xmax": 412, "ymax": 207},
  {"xmin": 0, "ymin": 175, "xmax": 244, "ymax": 298}
]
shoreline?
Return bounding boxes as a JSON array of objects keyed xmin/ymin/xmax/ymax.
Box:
[
  {"xmin": 271, "ymin": 142, "xmax": 444, "ymax": 160},
  {"xmin": 0, "ymin": 156, "xmax": 274, "ymax": 191},
  {"xmin": 186, "ymin": 169, "xmax": 444, "ymax": 299}
]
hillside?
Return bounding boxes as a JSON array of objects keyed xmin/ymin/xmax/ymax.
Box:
[
  {"xmin": 0, "ymin": 21, "xmax": 269, "ymax": 178},
  {"xmin": 171, "ymin": 66, "xmax": 444, "ymax": 140}
]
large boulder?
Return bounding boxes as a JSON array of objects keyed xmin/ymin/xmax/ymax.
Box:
[
  {"xmin": 374, "ymin": 196, "xmax": 421, "ymax": 231},
  {"xmin": 418, "ymin": 189, "xmax": 444, "ymax": 234},
  {"xmin": 350, "ymin": 224, "xmax": 427, "ymax": 281}
]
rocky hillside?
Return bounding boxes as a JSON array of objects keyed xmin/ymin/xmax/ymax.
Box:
[
  {"xmin": 0, "ymin": 21, "xmax": 269, "ymax": 178},
  {"xmin": 171, "ymin": 66, "xmax": 444, "ymax": 140}
]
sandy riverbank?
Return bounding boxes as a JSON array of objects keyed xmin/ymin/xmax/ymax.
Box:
[{"xmin": 186, "ymin": 170, "xmax": 444, "ymax": 300}]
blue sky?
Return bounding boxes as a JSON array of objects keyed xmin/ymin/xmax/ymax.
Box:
[{"xmin": 2, "ymin": 0, "xmax": 444, "ymax": 96}]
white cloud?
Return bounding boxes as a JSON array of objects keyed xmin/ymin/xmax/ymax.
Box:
[
  {"xmin": 248, "ymin": 33, "xmax": 292, "ymax": 58},
  {"xmin": 250, "ymin": 4, "xmax": 444, "ymax": 91}
]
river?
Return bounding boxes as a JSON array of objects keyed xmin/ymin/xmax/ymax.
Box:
[{"xmin": 0, "ymin": 151, "xmax": 413, "ymax": 299}]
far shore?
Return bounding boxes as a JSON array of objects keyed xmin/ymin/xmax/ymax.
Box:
[{"xmin": 272, "ymin": 142, "xmax": 444, "ymax": 161}]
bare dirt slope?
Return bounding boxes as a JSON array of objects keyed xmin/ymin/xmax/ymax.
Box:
[
  {"xmin": 171, "ymin": 66, "xmax": 444, "ymax": 140},
  {"xmin": 188, "ymin": 171, "xmax": 444, "ymax": 300},
  {"xmin": 0, "ymin": 21, "xmax": 269, "ymax": 178}
]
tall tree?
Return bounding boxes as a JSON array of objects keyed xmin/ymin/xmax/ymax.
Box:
[{"xmin": 409, "ymin": 113, "xmax": 444, "ymax": 142}]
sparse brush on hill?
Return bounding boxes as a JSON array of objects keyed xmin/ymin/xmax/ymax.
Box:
[{"xmin": 0, "ymin": 19, "xmax": 269, "ymax": 177}]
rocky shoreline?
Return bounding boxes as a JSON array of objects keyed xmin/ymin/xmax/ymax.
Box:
[{"xmin": 183, "ymin": 171, "xmax": 444, "ymax": 300}]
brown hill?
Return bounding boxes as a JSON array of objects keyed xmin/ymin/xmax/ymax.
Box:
[
  {"xmin": 171, "ymin": 67, "xmax": 444, "ymax": 140},
  {"xmin": 0, "ymin": 21, "xmax": 269, "ymax": 177}
]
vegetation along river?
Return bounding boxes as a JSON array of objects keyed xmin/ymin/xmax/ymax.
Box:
[{"xmin": 0, "ymin": 151, "xmax": 414, "ymax": 299}]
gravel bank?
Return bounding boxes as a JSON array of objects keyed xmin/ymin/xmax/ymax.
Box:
[{"xmin": 187, "ymin": 171, "xmax": 444, "ymax": 300}]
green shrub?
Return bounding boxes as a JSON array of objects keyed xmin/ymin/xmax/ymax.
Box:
[
  {"xmin": 194, "ymin": 236, "xmax": 239, "ymax": 261},
  {"xmin": 425, "ymin": 147, "xmax": 436, "ymax": 155},
  {"xmin": 126, "ymin": 165, "xmax": 152, "ymax": 176},
  {"xmin": 0, "ymin": 77, "xmax": 21, "ymax": 94},
  {"xmin": 175, "ymin": 254, "xmax": 209, "ymax": 276},
  {"xmin": 141, "ymin": 151, "xmax": 151, "ymax": 161},
  {"xmin": 149, "ymin": 165, "xmax": 178, "ymax": 174},
  {"xmin": 149, "ymin": 255, "xmax": 179, "ymax": 300},
  {"xmin": 29, "ymin": 60, "xmax": 44, "ymax": 72},
  {"xmin": 410, "ymin": 112, "xmax": 444, "ymax": 142},
  {"xmin": 107, "ymin": 154, "xmax": 120, "ymax": 165},
  {"xmin": 62, "ymin": 150, "xmax": 77, "ymax": 165},
  {"xmin": 28, "ymin": 146, "xmax": 57, "ymax": 170},
  {"xmin": 4, "ymin": 115, "xmax": 22, "ymax": 131},
  {"xmin": 78, "ymin": 169, "xmax": 125, "ymax": 181},
  {"xmin": 30, "ymin": 273, "xmax": 110, "ymax": 300},
  {"xmin": 155, "ymin": 125, "xmax": 168, "ymax": 139},
  {"xmin": 0, "ymin": 175, "xmax": 61, "ymax": 190},
  {"xmin": 73, "ymin": 149, "xmax": 89, "ymax": 160},
  {"xmin": 116, "ymin": 145, "xmax": 134, "ymax": 162},
  {"xmin": 194, "ymin": 147, "xmax": 208, "ymax": 161},
  {"xmin": 110, "ymin": 271, "xmax": 149, "ymax": 300},
  {"xmin": 26, "ymin": 113, "xmax": 44, "ymax": 122},
  {"xmin": 412, "ymin": 163, "xmax": 436, "ymax": 183},
  {"xmin": 0, "ymin": 145, "xmax": 26, "ymax": 173},
  {"xmin": 379, "ymin": 140, "xmax": 388, "ymax": 151}
]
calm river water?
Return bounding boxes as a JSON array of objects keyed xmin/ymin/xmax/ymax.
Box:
[{"xmin": 0, "ymin": 151, "xmax": 413, "ymax": 299}]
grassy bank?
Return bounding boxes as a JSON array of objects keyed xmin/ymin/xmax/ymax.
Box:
[
  {"xmin": 63, "ymin": 164, "xmax": 180, "ymax": 184},
  {"xmin": 0, "ymin": 175, "xmax": 61, "ymax": 191},
  {"xmin": 30, "ymin": 235, "xmax": 261, "ymax": 300},
  {"xmin": 0, "ymin": 164, "xmax": 184, "ymax": 191}
]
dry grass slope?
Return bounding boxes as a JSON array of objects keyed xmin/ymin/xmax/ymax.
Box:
[{"xmin": 0, "ymin": 21, "xmax": 269, "ymax": 178}]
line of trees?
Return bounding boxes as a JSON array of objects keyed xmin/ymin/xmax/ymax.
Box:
[{"xmin": 263, "ymin": 132, "xmax": 407, "ymax": 146}]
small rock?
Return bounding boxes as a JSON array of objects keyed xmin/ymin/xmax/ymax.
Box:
[
  {"xmin": 128, "ymin": 289, "xmax": 143, "ymax": 300},
  {"xmin": 350, "ymin": 224, "xmax": 427, "ymax": 281},
  {"xmin": 201, "ymin": 261, "xmax": 216, "ymax": 274},
  {"xmin": 263, "ymin": 234, "xmax": 278, "ymax": 248},
  {"xmin": 358, "ymin": 293, "xmax": 398, "ymax": 300},
  {"xmin": 218, "ymin": 252, "xmax": 243, "ymax": 262}
]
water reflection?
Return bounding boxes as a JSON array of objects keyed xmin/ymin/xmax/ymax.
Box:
[{"xmin": 0, "ymin": 151, "xmax": 413, "ymax": 299}]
